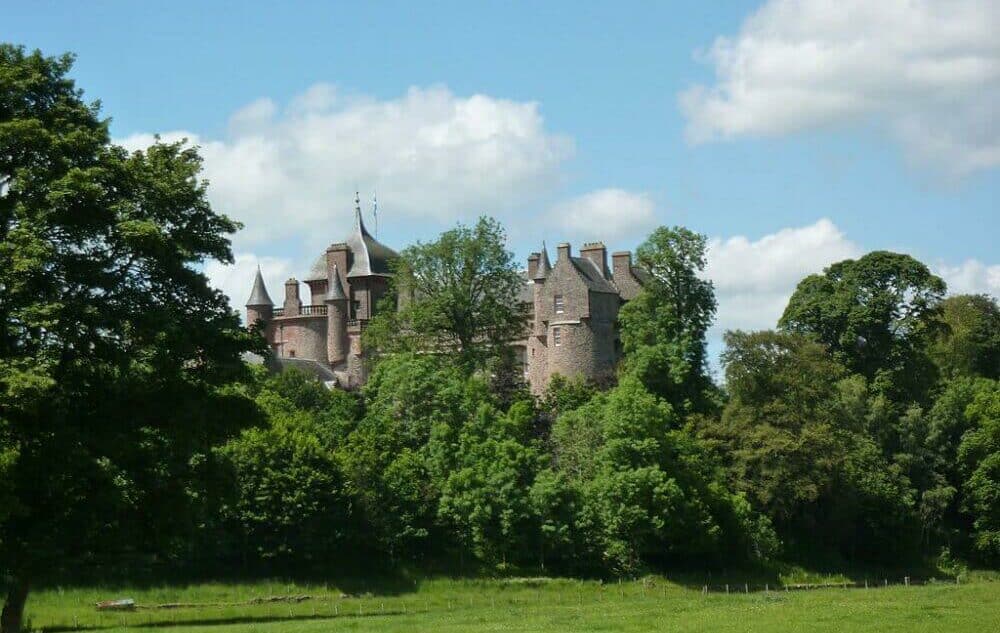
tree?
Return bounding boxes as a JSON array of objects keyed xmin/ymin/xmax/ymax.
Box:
[
  {"xmin": 364, "ymin": 216, "xmax": 526, "ymax": 370},
  {"xmin": 618, "ymin": 226, "xmax": 718, "ymax": 414},
  {"xmin": 436, "ymin": 401, "xmax": 543, "ymax": 568},
  {"xmin": 217, "ymin": 406, "xmax": 355, "ymax": 566},
  {"xmin": 931, "ymin": 294, "xmax": 1000, "ymax": 380},
  {"xmin": 779, "ymin": 251, "xmax": 945, "ymax": 403},
  {"xmin": 339, "ymin": 354, "xmax": 489, "ymax": 560},
  {"xmin": 701, "ymin": 330, "xmax": 918, "ymax": 561},
  {"xmin": 0, "ymin": 46, "xmax": 257, "ymax": 632},
  {"xmin": 957, "ymin": 380, "xmax": 1000, "ymax": 562},
  {"xmin": 551, "ymin": 377, "xmax": 757, "ymax": 573}
]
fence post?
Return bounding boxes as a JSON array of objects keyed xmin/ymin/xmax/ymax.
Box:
[
  {"xmin": 904, "ymin": 577, "xmax": 909, "ymax": 587},
  {"xmin": 765, "ymin": 584, "xmax": 769, "ymax": 594},
  {"xmin": 703, "ymin": 585, "xmax": 707, "ymax": 595},
  {"xmin": 725, "ymin": 584, "xmax": 729, "ymax": 594},
  {"xmin": 864, "ymin": 579, "xmax": 868, "ymax": 590},
  {"xmin": 744, "ymin": 584, "xmax": 749, "ymax": 594}
]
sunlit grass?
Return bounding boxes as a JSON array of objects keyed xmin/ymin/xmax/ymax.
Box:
[{"xmin": 21, "ymin": 573, "xmax": 1000, "ymax": 632}]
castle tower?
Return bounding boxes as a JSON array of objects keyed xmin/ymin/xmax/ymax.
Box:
[
  {"xmin": 325, "ymin": 264, "xmax": 349, "ymax": 365},
  {"xmin": 245, "ymin": 266, "xmax": 274, "ymax": 326}
]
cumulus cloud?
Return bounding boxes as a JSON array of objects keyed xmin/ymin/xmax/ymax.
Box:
[
  {"xmin": 118, "ymin": 84, "xmax": 574, "ymax": 248},
  {"xmin": 680, "ymin": 0, "xmax": 1000, "ymax": 175},
  {"xmin": 936, "ymin": 259, "xmax": 1000, "ymax": 296},
  {"xmin": 705, "ymin": 218, "xmax": 862, "ymax": 333},
  {"xmin": 203, "ymin": 253, "xmax": 294, "ymax": 319},
  {"xmin": 544, "ymin": 188, "xmax": 658, "ymax": 244}
]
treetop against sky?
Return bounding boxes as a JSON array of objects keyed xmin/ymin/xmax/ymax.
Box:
[{"xmin": 5, "ymin": 1, "xmax": 997, "ymax": 364}]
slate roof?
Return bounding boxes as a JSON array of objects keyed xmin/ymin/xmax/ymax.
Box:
[
  {"xmin": 305, "ymin": 203, "xmax": 399, "ymax": 281},
  {"xmin": 246, "ymin": 267, "xmax": 274, "ymax": 306},
  {"xmin": 570, "ymin": 257, "xmax": 619, "ymax": 294},
  {"xmin": 346, "ymin": 205, "xmax": 397, "ymax": 278},
  {"xmin": 326, "ymin": 264, "xmax": 347, "ymax": 300},
  {"xmin": 534, "ymin": 244, "xmax": 551, "ymax": 280}
]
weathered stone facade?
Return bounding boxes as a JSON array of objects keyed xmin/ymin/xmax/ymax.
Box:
[
  {"xmin": 521, "ymin": 241, "xmax": 644, "ymax": 394},
  {"xmin": 246, "ymin": 199, "xmax": 646, "ymax": 391}
]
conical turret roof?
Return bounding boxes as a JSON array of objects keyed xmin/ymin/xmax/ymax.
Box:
[
  {"xmin": 534, "ymin": 242, "xmax": 551, "ymax": 280},
  {"xmin": 326, "ymin": 264, "xmax": 347, "ymax": 301},
  {"xmin": 246, "ymin": 266, "xmax": 273, "ymax": 306}
]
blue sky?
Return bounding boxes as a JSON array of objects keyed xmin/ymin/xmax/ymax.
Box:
[{"xmin": 7, "ymin": 1, "xmax": 998, "ymax": 363}]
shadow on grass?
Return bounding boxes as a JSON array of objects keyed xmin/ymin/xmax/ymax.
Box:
[{"xmin": 44, "ymin": 609, "xmax": 410, "ymax": 632}]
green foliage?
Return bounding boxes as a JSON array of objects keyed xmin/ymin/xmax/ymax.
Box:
[
  {"xmin": 618, "ymin": 226, "xmax": 718, "ymax": 414},
  {"xmin": 704, "ymin": 330, "xmax": 918, "ymax": 561},
  {"xmin": 932, "ymin": 294, "xmax": 1000, "ymax": 380},
  {"xmin": 779, "ymin": 251, "xmax": 946, "ymax": 404},
  {"xmin": 437, "ymin": 401, "xmax": 544, "ymax": 568},
  {"xmin": 0, "ymin": 44, "xmax": 259, "ymax": 629},
  {"xmin": 364, "ymin": 216, "xmax": 526, "ymax": 370},
  {"xmin": 217, "ymin": 413, "xmax": 354, "ymax": 563},
  {"xmin": 957, "ymin": 380, "xmax": 1000, "ymax": 561},
  {"xmin": 551, "ymin": 377, "xmax": 760, "ymax": 573}
]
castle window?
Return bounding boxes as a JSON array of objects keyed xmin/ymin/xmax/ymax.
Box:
[
  {"xmin": 553, "ymin": 326, "xmax": 562, "ymax": 346},
  {"xmin": 554, "ymin": 294, "xmax": 564, "ymax": 314},
  {"xmin": 289, "ymin": 350, "xmax": 296, "ymax": 358}
]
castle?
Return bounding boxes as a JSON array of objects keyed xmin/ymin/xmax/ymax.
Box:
[{"xmin": 246, "ymin": 197, "xmax": 647, "ymax": 393}]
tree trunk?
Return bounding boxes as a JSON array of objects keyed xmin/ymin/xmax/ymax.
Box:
[{"xmin": 1, "ymin": 578, "xmax": 29, "ymax": 633}]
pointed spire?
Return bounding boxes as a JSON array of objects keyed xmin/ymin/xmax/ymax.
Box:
[
  {"xmin": 534, "ymin": 241, "xmax": 551, "ymax": 280},
  {"xmin": 353, "ymin": 190, "xmax": 366, "ymax": 232},
  {"xmin": 326, "ymin": 264, "xmax": 347, "ymax": 302},
  {"xmin": 246, "ymin": 265, "xmax": 273, "ymax": 306}
]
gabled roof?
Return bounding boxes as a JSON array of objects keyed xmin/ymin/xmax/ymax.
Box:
[
  {"xmin": 246, "ymin": 267, "xmax": 274, "ymax": 306},
  {"xmin": 570, "ymin": 257, "xmax": 619, "ymax": 294}
]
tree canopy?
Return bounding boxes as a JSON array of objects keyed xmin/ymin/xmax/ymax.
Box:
[
  {"xmin": 779, "ymin": 251, "xmax": 946, "ymax": 403},
  {"xmin": 0, "ymin": 45, "xmax": 258, "ymax": 633},
  {"xmin": 364, "ymin": 216, "xmax": 526, "ymax": 370},
  {"xmin": 618, "ymin": 226, "xmax": 718, "ymax": 414}
]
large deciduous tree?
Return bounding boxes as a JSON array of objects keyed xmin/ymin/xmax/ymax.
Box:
[
  {"xmin": 618, "ymin": 226, "xmax": 718, "ymax": 414},
  {"xmin": 0, "ymin": 45, "xmax": 257, "ymax": 632},
  {"xmin": 700, "ymin": 330, "xmax": 918, "ymax": 561},
  {"xmin": 364, "ymin": 216, "xmax": 526, "ymax": 370},
  {"xmin": 778, "ymin": 251, "xmax": 946, "ymax": 404}
]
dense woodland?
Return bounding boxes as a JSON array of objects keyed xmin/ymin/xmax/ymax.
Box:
[{"xmin": 1, "ymin": 45, "xmax": 998, "ymax": 633}]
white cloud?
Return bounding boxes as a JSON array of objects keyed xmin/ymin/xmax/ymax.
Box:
[
  {"xmin": 680, "ymin": 0, "xmax": 1000, "ymax": 175},
  {"xmin": 544, "ymin": 188, "xmax": 657, "ymax": 244},
  {"xmin": 203, "ymin": 253, "xmax": 294, "ymax": 320},
  {"xmin": 705, "ymin": 218, "xmax": 862, "ymax": 333},
  {"xmin": 936, "ymin": 259, "xmax": 1000, "ymax": 296},
  {"xmin": 117, "ymin": 84, "xmax": 573, "ymax": 249}
]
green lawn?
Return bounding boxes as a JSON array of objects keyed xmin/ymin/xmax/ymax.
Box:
[{"xmin": 23, "ymin": 576, "xmax": 1000, "ymax": 632}]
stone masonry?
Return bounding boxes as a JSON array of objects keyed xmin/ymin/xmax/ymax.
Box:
[{"xmin": 246, "ymin": 198, "xmax": 647, "ymax": 391}]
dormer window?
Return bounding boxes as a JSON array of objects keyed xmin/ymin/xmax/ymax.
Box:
[
  {"xmin": 554, "ymin": 294, "xmax": 565, "ymax": 314},
  {"xmin": 553, "ymin": 326, "xmax": 562, "ymax": 346}
]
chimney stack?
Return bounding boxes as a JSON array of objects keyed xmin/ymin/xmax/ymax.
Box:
[
  {"xmin": 556, "ymin": 242, "xmax": 571, "ymax": 261},
  {"xmin": 580, "ymin": 242, "xmax": 608, "ymax": 279}
]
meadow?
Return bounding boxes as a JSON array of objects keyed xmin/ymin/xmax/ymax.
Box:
[{"xmin": 23, "ymin": 573, "xmax": 1000, "ymax": 633}]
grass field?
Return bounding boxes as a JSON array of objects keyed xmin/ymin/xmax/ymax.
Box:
[{"xmin": 23, "ymin": 574, "xmax": 1000, "ymax": 632}]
